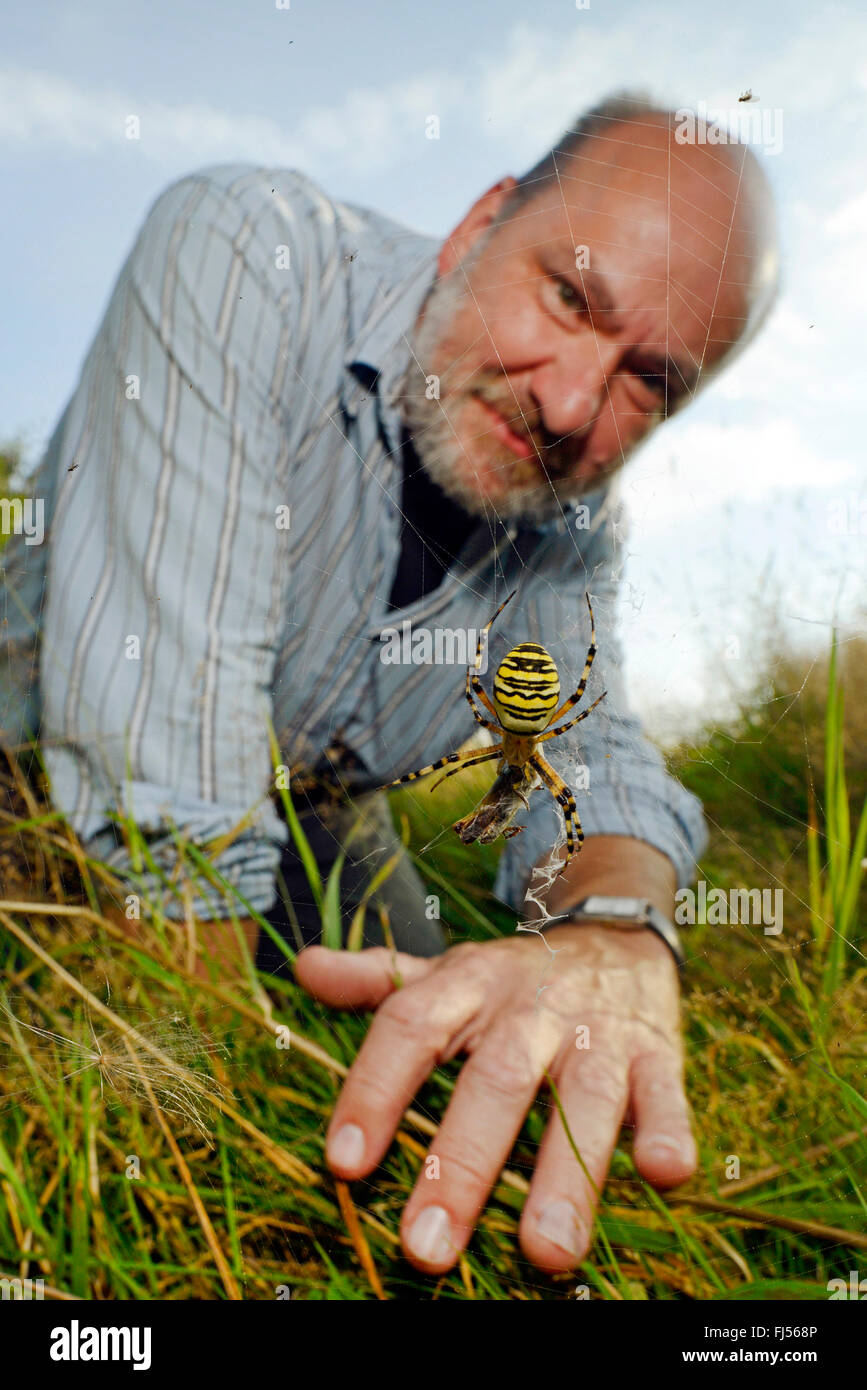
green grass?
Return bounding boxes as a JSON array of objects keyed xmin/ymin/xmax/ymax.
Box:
[{"xmin": 0, "ymin": 630, "xmax": 864, "ymax": 1300}]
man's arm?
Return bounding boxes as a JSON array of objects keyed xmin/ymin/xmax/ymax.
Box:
[
  {"xmin": 528, "ymin": 832, "xmax": 677, "ymax": 924},
  {"xmin": 37, "ymin": 169, "xmax": 314, "ymax": 929}
]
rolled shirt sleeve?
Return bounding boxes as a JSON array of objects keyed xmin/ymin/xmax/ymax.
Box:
[
  {"xmin": 37, "ymin": 170, "xmax": 306, "ymax": 919},
  {"xmin": 493, "ymin": 493, "xmax": 708, "ymax": 912}
]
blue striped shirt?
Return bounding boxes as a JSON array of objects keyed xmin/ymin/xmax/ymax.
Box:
[{"xmin": 0, "ymin": 162, "xmax": 707, "ymax": 919}]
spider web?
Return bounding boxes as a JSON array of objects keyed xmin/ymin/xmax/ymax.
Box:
[
  {"xmin": 233, "ymin": 103, "xmax": 867, "ymax": 1295},
  {"xmin": 264, "ymin": 101, "xmax": 755, "ymax": 950},
  {"xmin": 262, "ymin": 103, "xmax": 866, "ymax": 1294}
]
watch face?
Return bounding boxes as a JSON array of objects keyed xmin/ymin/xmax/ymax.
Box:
[{"xmin": 584, "ymin": 895, "xmax": 649, "ymax": 921}]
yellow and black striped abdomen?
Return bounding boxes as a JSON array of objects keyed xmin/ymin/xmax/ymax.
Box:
[{"xmin": 492, "ymin": 643, "xmax": 560, "ymax": 734}]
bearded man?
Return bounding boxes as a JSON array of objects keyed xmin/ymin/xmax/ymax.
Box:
[{"xmin": 0, "ymin": 93, "xmax": 777, "ymax": 1274}]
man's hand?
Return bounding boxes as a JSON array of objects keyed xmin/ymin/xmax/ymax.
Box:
[{"xmin": 294, "ymin": 922, "xmax": 696, "ymax": 1273}]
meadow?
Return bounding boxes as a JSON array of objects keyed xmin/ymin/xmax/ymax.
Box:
[{"xmin": 1, "ymin": 439, "xmax": 865, "ymax": 1301}]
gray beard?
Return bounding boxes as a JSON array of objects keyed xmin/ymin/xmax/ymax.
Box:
[{"xmin": 396, "ymin": 254, "xmax": 593, "ymax": 526}]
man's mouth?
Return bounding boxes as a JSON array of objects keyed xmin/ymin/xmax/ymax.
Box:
[{"xmin": 474, "ymin": 394, "xmax": 536, "ymax": 461}]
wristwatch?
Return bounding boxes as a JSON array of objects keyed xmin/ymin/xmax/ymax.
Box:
[{"xmin": 552, "ymin": 894, "xmax": 686, "ymax": 973}]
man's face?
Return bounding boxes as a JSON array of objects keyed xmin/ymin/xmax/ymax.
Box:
[{"xmin": 401, "ymin": 124, "xmax": 754, "ymax": 522}]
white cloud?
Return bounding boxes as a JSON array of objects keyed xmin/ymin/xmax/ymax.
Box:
[
  {"xmin": 0, "ymin": 66, "xmax": 461, "ymax": 174},
  {"xmin": 0, "ymin": 67, "xmax": 303, "ymax": 162},
  {"xmin": 748, "ymin": 6, "xmax": 867, "ymax": 112},
  {"xmin": 477, "ymin": 6, "xmax": 867, "ymax": 157},
  {"xmin": 6, "ymin": 5, "xmax": 867, "ymax": 176},
  {"xmin": 619, "ymin": 417, "xmax": 857, "ymax": 530},
  {"xmin": 825, "ymin": 188, "xmax": 867, "ymax": 239},
  {"xmin": 713, "ymin": 300, "xmax": 819, "ymax": 401},
  {"xmin": 818, "ymin": 184, "xmax": 867, "ymax": 314}
]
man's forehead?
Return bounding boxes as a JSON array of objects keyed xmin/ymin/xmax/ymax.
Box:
[
  {"xmin": 501, "ymin": 143, "xmax": 752, "ymax": 326},
  {"xmin": 513, "ymin": 160, "xmax": 743, "ymax": 251},
  {"xmin": 512, "ymin": 114, "xmax": 752, "ymax": 244}
]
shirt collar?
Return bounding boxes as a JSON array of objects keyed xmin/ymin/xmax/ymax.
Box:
[{"xmin": 340, "ymin": 241, "xmax": 440, "ymax": 457}]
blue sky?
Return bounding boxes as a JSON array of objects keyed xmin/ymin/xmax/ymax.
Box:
[{"xmin": 2, "ymin": 0, "xmax": 865, "ymax": 737}]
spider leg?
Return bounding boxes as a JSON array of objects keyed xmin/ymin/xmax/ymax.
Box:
[
  {"xmin": 385, "ymin": 744, "xmax": 503, "ymax": 789},
  {"xmin": 530, "ymin": 752, "xmax": 584, "ymax": 872},
  {"xmin": 545, "ymin": 592, "xmax": 598, "ymax": 726},
  {"xmin": 430, "ymin": 748, "xmax": 501, "ymax": 791},
  {"xmin": 538, "ymin": 689, "xmax": 608, "ymax": 742},
  {"xmin": 479, "ymin": 589, "xmax": 518, "ymax": 656},
  {"xmin": 465, "ymin": 589, "xmax": 516, "ymax": 723},
  {"xmin": 465, "ymin": 669, "xmax": 499, "ymax": 730}
]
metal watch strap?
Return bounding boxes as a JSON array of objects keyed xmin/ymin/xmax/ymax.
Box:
[
  {"xmin": 551, "ymin": 901, "xmax": 686, "ymax": 974},
  {"xmin": 642, "ymin": 904, "xmax": 686, "ymax": 973}
]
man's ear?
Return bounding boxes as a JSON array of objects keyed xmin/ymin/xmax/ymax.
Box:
[{"xmin": 437, "ymin": 176, "xmax": 519, "ymax": 277}]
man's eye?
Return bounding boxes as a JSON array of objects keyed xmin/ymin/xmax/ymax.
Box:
[
  {"xmin": 556, "ymin": 279, "xmax": 585, "ymax": 312},
  {"xmin": 634, "ymin": 368, "xmax": 668, "ymax": 400}
]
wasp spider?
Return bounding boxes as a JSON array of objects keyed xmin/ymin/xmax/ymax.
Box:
[{"xmin": 385, "ymin": 591, "xmax": 607, "ymax": 872}]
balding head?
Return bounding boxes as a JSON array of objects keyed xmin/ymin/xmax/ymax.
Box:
[
  {"xmin": 400, "ymin": 93, "xmax": 779, "ymax": 522},
  {"xmin": 495, "ymin": 95, "xmax": 779, "ymax": 373}
]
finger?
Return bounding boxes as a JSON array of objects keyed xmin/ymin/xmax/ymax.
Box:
[
  {"xmin": 630, "ymin": 1047, "xmax": 697, "ymax": 1188},
  {"xmin": 293, "ymin": 944, "xmax": 434, "ymax": 1009},
  {"xmin": 324, "ymin": 963, "xmax": 487, "ymax": 1181},
  {"xmin": 400, "ymin": 1010, "xmax": 563, "ymax": 1273},
  {"xmin": 520, "ymin": 1047, "xmax": 629, "ymax": 1272}
]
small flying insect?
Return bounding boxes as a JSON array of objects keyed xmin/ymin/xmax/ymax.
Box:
[
  {"xmin": 738, "ymin": 89, "xmax": 758, "ymax": 102},
  {"xmin": 385, "ymin": 591, "xmax": 607, "ymax": 875}
]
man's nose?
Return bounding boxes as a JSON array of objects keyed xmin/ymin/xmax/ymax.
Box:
[{"xmin": 528, "ymin": 340, "xmax": 620, "ymax": 440}]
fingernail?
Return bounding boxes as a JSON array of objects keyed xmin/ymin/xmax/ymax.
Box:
[
  {"xmin": 536, "ymin": 1200, "xmax": 586, "ymax": 1257},
  {"xmin": 646, "ymin": 1135, "xmax": 690, "ymax": 1159},
  {"xmin": 406, "ymin": 1205, "xmax": 453, "ymax": 1264},
  {"xmin": 328, "ymin": 1123, "xmax": 365, "ymax": 1169}
]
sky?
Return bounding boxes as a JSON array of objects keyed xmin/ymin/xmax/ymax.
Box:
[{"xmin": 2, "ymin": 0, "xmax": 865, "ymax": 741}]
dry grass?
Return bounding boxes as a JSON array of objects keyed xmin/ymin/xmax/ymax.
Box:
[{"xmin": 0, "ymin": 631, "xmax": 865, "ymax": 1299}]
